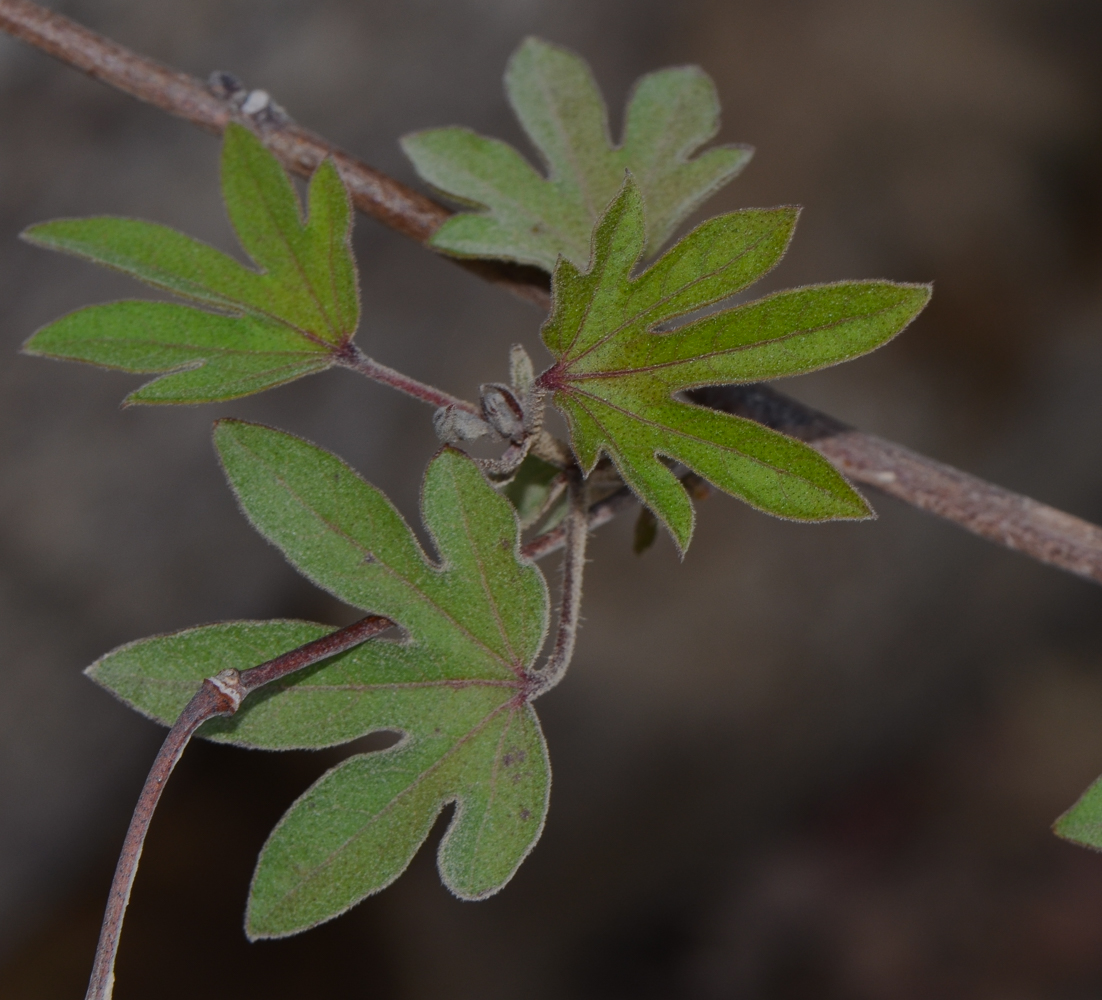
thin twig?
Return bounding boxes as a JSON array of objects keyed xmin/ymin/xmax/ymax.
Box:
[
  {"xmin": 522, "ymin": 487, "xmax": 634, "ymax": 561},
  {"xmin": 3, "ymin": 0, "xmax": 1102, "ymax": 585},
  {"xmin": 85, "ymin": 614, "xmax": 394, "ymax": 1000},
  {"xmin": 529, "ymin": 470, "xmax": 589, "ymax": 697},
  {"xmin": 85, "ymin": 682, "xmax": 231, "ymax": 1000}
]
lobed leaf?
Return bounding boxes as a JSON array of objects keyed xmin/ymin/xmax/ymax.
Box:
[
  {"xmin": 401, "ymin": 36, "xmax": 751, "ymax": 271},
  {"xmin": 22, "ymin": 124, "xmax": 359, "ymax": 404},
  {"xmin": 88, "ymin": 430, "xmax": 554, "ymax": 933},
  {"xmin": 213, "ymin": 422, "xmax": 548, "ymax": 671},
  {"xmin": 539, "ymin": 179, "xmax": 931, "ymax": 550},
  {"xmin": 248, "ymin": 696, "xmax": 548, "ymax": 935},
  {"xmin": 214, "ymin": 423, "xmax": 549, "ymax": 933}
]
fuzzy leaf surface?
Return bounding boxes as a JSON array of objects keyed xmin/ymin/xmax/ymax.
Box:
[
  {"xmin": 401, "ymin": 36, "xmax": 751, "ymax": 271},
  {"xmin": 22, "ymin": 123, "xmax": 358, "ymax": 403},
  {"xmin": 211, "ymin": 421, "xmax": 550, "ymax": 934},
  {"xmin": 539, "ymin": 180, "xmax": 931, "ymax": 550}
]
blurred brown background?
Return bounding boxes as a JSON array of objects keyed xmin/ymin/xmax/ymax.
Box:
[{"xmin": 3, "ymin": 0, "xmax": 1102, "ymax": 997}]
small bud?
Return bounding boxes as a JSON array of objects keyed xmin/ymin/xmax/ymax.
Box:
[
  {"xmin": 480, "ymin": 383, "xmax": 526, "ymax": 441},
  {"xmin": 433, "ymin": 404, "xmax": 493, "ymax": 443},
  {"xmin": 509, "ymin": 344, "xmax": 536, "ymax": 397}
]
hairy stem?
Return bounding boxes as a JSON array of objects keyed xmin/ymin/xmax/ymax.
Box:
[
  {"xmin": 523, "ymin": 487, "xmax": 632, "ymax": 562},
  {"xmin": 529, "ymin": 470, "xmax": 589, "ymax": 696},
  {"xmin": 85, "ymin": 682, "xmax": 231, "ymax": 1000},
  {"xmin": 85, "ymin": 614, "xmax": 393, "ymax": 1000},
  {"xmin": 335, "ymin": 344, "xmax": 478, "ymax": 414},
  {"xmin": 3, "ymin": 0, "xmax": 1102, "ymax": 586}
]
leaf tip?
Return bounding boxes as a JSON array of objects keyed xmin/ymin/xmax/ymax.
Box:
[
  {"xmin": 891, "ymin": 280, "xmax": 934, "ymax": 317},
  {"xmin": 212, "ymin": 415, "xmax": 245, "ymax": 439},
  {"xmin": 1052, "ymin": 809, "xmax": 1097, "ymax": 851},
  {"xmin": 222, "ymin": 119, "xmax": 256, "ymax": 147},
  {"xmin": 18, "ymin": 221, "xmax": 50, "ymax": 247},
  {"xmin": 1051, "ymin": 778, "xmax": 1102, "ymax": 851},
  {"xmin": 243, "ymin": 897, "xmax": 298, "ymax": 942},
  {"xmin": 661, "ymin": 504, "xmax": 694, "ymax": 558},
  {"xmin": 513, "ymin": 35, "xmax": 558, "ymax": 61},
  {"xmin": 243, "ymin": 911, "xmax": 272, "ymax": 943}
]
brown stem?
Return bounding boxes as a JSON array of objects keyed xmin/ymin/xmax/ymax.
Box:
[
  {"xmin": 84, "ymin": 681, "xmax": 231, "ymax": 1000},
  {"xmin": 529, "ymin": 470, "xmax": 589, "ymax": 696},
  {"xmin": 2, "ymin": 0, "xmax": 1102, "ymax": 585},
  {"xmin": 0, "ymin": 0, "xmax": 549, "ymax": 307},
  {"xmin": 85, "ymin": 614, "xmax": 393, "ymax": 1000},
  {"xmin": 691, "ymin": 385, "xmax": 1102, "ymax": 586}
]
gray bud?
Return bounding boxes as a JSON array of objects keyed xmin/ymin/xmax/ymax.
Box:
[
  {"xmin": 509, "ymin": 344, "xmax": 536, "ymax": 397},
  {"xmin": 433, "ymin": 404, "xmax": 493, "ymax": 443},
  {"xmin": 480, "ymin": 383, "xmax": 526, "ymax": 441}
]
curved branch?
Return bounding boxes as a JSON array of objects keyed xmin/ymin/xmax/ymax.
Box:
[{"xmin": 85, "ymin": 615, "xmax": 394, "ymax": 1000}]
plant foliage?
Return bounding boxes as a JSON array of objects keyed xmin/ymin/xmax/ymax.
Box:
[
  {"xmin": 89, "ymin": 425, "xmax": 552, "ymax": 935},
  {"xmin": 22, "ymin": 124, "xmax": 359, "ymax": 404},
  {"xmin": 1055, "ymin": 776, "xmax": 1102, "ymax": 851},
  {"xmin": 402, "ymin": 36, "xmax": 751, "ymax": 271},
  {"xmin": 17, "ymin": 33, "xmax": 952, "ymax": 965},
  {"xmin": 537, "ymin": 179, "xmax": 931, "ymax": 550}
]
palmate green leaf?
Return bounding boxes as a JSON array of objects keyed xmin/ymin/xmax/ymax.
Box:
[
  {"xmin": 87, "ymin": 428, "xmax": 552, "ymax": 934},
  {"xmin": 539, "ymin": 179, "xmax": 932, "ymax": 551},
  {"xmin": 401, "ymin": 36, "xmax": 751, "ymax": 271},
  {"xmin": 88, "ymin": 615, "xmax": 550, "ymax": 933},
  {"xmin": 211, "ymin": 422, "xmax": 551, "ymax": 935},
  {"xmin": 21, "ymin": 123, "xmax": 359, "ymax": 404}
]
